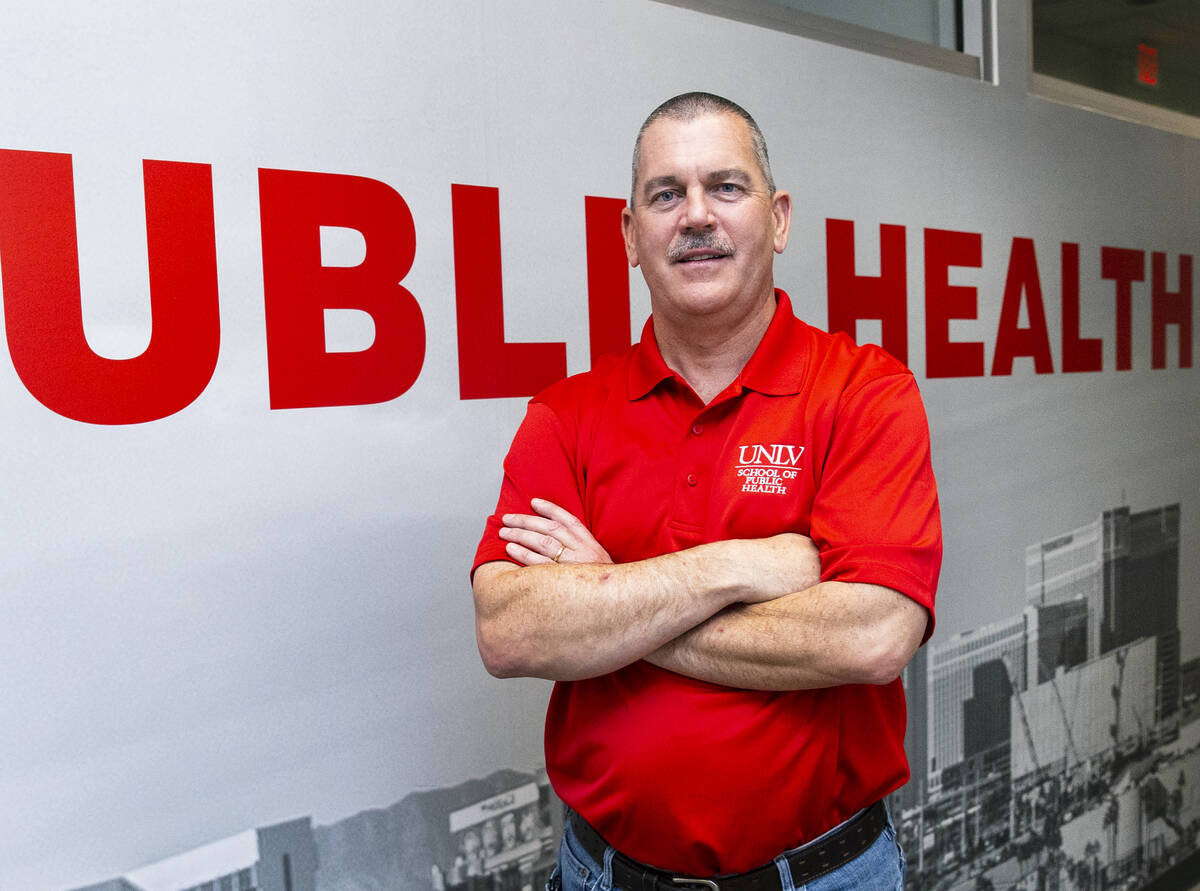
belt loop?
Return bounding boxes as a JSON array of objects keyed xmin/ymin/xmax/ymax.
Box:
[
  {"xmin": 600, "ymin": 844, "xmax": 616, "ymax": 891},
  {"xmin": 771, "ymin": 853, "xmax": 796, "ymax": 891}
]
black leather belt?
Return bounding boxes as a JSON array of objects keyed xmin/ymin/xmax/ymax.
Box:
[{"xmin": 568, "ymin": 799, "xmax": 887, "ymax": 891}]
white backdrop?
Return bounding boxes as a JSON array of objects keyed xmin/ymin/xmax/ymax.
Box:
[{"xmin": 0, "ymin": 2, "xmax": 1196, "ymax": 888}]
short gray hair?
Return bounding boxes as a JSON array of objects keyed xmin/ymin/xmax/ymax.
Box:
[{"xmin": 630, "ymin": 92, "xmax": 775, "ymax": 206}]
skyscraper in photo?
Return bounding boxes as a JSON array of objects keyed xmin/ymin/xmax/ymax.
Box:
[
  {"xmin": 895, "ymin": 643, "xmax": 928, "ymax": 814},
  {"xmin": 1027, "ymin": 504, "xmax": 1181, "ymax": 725},
  {"xmin": 1100, "ymin": 504, "xmax": 1181, "ymax": 723},
  {"xmin": 1026, "ymin": 517, "xmax": 1104, "ymax": 661},
  {"xmin": 926, "ymin": 613, "xmax": 1028, "ymax": 797}
]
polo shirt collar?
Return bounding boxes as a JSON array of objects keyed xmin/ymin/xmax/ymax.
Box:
[
  {"xmin": 627, "ymin": 289, "xmax": 805, "ymax": 401},
  {"xmin": 738, "ymin": 289, "xmax": 806, "ymax": 396},
  {"xmin": 627, "ymin": 317, "xmax": 674, "ymax": 400}
]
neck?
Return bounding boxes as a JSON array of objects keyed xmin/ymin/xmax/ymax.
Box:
[{"xmin": 653, "ymin": 291, "xmax": 777, "ymax": 404}]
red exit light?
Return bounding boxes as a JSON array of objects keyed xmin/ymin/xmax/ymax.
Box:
[{"xmin": 1137, "ymin": 43, "xmax": 1159, "ymax": 86}]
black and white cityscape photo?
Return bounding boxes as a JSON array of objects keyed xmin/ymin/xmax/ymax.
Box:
[
  {"xmin": 894, "ymin": 503, "xmax": 1197, "ymax": 890},
  {"xmin": 70, "ymin": 504, "xmax": 1195, "ymax": 891}
]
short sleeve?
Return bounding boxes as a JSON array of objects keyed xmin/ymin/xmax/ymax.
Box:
[
  {"xmin": 471, "ymin": 399, "xmax": 588, "ymax": 578},
  {"xmin": 808, "ymin": 371, "xmax": 942, "ymax": 639}
]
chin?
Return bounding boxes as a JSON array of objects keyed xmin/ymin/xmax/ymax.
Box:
[{"xmin": 661, "ymin": 289, "xmax": 741, "ymax": 319}]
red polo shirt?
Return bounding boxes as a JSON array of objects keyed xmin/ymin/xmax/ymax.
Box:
[{"xmin": 473, "ymin": 291, "xmax": 941, "ymax": 875}]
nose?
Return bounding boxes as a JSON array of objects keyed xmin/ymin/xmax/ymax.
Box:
[{"xmin": 681, "ymin": 187, "xmax": 715, "ymax": 229}]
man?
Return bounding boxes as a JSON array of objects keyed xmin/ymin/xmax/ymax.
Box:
[{"xmin": 471, "ymin": 92, "xmax": 940, "ymax": 890}]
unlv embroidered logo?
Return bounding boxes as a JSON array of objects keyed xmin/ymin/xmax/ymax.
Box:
[{"xmin": 735, "ymin": 443, "xmax": 804, "ymax": 494}]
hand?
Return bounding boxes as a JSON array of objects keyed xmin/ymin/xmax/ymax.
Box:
[
  {"xmin": 499, "ymin": 498, "xmax": 613, "ymax": 566},
  {"xmin": 723, "ymin": 532, "xmax": 821, "ymax": 604}
]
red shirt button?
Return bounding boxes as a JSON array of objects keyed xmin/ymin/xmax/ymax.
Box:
[
  {"xmin": 686, "ymin": 473, "xmax": 698, "ymax": 486},
  {"xmin": 691, "ymin": 424, "xmax": 703, "ymax": 436}
]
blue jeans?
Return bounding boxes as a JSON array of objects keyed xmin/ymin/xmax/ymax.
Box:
[{"xmin": 549, "ymin": 808, "xmax": 906, "ymax": 891}]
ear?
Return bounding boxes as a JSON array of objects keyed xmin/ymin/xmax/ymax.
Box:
[
  {"xmin": 621, "ymin": 205, "xmax": 640, "ymax": 267},
  {"xmin": 771, "ymin": 190, "xmax": 792, "ymax": 254}
]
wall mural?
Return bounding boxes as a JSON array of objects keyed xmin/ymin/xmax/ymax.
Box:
[
  {"xmin": 73, "ymin": 504, "xmax": 1195, "ymax": 891},
  {"xmin": 1, "ymin": 3, "xmax": 1195, "ymax": 891}
]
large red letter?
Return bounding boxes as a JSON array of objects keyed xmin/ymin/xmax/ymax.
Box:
[
  {"xmin": 586, "ymin": 196, "xmax": 632, "ymax": 367},
  {"xmin": 0, "ymin": 151, "xmax": 219, "ymax": 424},
  {"xmin": 992, "ymin": 238, "xmax": 1054, "ymax": 375},
  {"xmin": 259, "ymin": 168, "xmax": 424, "ymax": 410},
  {"xmin": 1061, "ymin": 242, "xmax": 1102, "ymax": 373},
  {"xmin": 825, "ymin": 219, "xmax": 908, "ymax": 363},
  {"xmin": 1101, "ymin": 247, "xmax": 1145, "ymax": 371},
  {"xmin": 1151, "ymin": 252, "xmax": 1192, "ymax": 369},
  {"xmin": 924, "ymin": 228, "xmax": 984, "ymax": 378},
  {"xmin": 452, "ymin": 184, "xmax": 567, "ymax": 399}
]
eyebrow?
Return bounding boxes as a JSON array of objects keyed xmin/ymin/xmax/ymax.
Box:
[
  {"xmin": 706, "ymin": 168, "xmax": 753, "ymax": 186},
  {"xmin": 639, "ymin": 168, "xmax": 755, "ymax": 200},
  {"xmin": 640, "ymin": 174, "xmax": 683, "ymax": 199}
]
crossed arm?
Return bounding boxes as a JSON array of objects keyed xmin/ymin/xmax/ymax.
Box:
[{"xmin": 472, "ymin": 499, "xmax": 928, "ymax": 691}]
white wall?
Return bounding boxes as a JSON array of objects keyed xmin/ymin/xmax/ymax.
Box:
[{"xmin": 0, "ymin": 1, "xmax": 1195, "ymax": 887}]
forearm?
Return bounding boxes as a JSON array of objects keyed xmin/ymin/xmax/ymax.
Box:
[
  {"xmin": 475, "ymin": 546, "xmax": 734, "ymax": 681},
  {"xmin": 645, "ymin": 581, "xmax": 929, "ymax": 691},
  {"xmin": 474, "ymin": 534, "xmax": 818, "ymax": 682}
]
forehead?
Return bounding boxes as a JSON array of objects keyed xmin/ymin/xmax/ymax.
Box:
[{"xmin": 636, "ymin": 112, "xmax": 759, "ymax": 184}]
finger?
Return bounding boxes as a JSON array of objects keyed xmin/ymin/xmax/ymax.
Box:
[
  {"xmin": 528, "ymin": 499, "xmax": 605, "ymax": 557},
  {"xmin": 501, "ymin": 512, "xmax": 561, "ymax": 535},
  {"xmin": 504, "ymin": 541, "xmax": 553, "ymax": 567},
  {"xmin": 530, "ymin": 498, "xmax": 585, "ymax": 530},
  {"xmin": 501, "ymin": 511, "xmax": 580, "ymax": 548},
  {"xmin": 499, "ymin": 525, "xmax": 566, "ymax": 557}
]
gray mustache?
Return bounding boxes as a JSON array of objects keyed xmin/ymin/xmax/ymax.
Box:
[{"xmin": 668, "ymin": 233, "xmax": 734, "ymax": 262}]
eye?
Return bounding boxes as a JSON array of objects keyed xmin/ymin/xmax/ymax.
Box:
[
  {"xmin": 652, "ymin": 189, "xmax": 679, "ymax": 204},
  {"xmin": 716, "ymin": 182, "xmax": 742, "ymax": 195}
]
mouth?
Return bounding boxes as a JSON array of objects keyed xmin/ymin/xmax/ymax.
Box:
[{"xmin": 675, "ymin": 251, "xmax": 728, "ymax": 263}]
